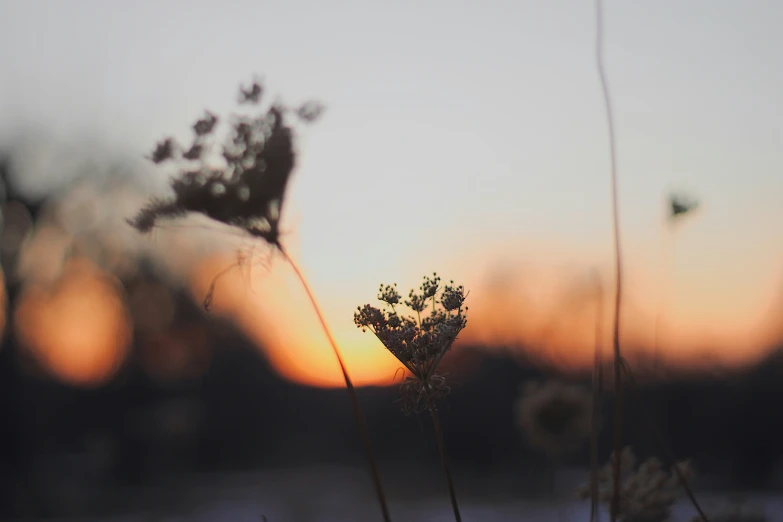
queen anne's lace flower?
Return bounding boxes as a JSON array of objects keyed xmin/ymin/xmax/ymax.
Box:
[
  {"xmin": 128, "ymin": 78, "xmax": 323, "ymax": 247},
  {"xmin": 514, "ymin": 380, "xmax": 591, "ymax": 456},
  {"xmin": 355, "ymin": 274, "xmax": 468, "ymax": 414},
  {"xmin": 577, "ymin": 447, "xmax": 695, "ymax": 522}
]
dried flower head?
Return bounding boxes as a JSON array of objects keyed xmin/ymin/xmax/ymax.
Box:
[
  {"xmin": 192, "ymin": 111, "xmax": 219, "ymax": 137},
  {"xmin": 669, "ymin": 192, "xmax": 699, "ymax": 221},
  {"xmin": 514, "ymin": 380, "xmax": 591, "ymax": 456},
  {"xmin": 577, "ymin": 446, "xmax": 695, "ymax": 522},
  {"xmin": 239, "ymin": 79, "xmax": 263, "ymax": 104},
  {"xmin": 128, "ymin": 77, "xmax": 324, "ymax": 247},
  {"xmin": 149, "ymin": 138, "xmax": 176, "ymax": 164},
  {"xmin": 354, "ymin": 273, "xmax": 468, "ymax": 414}
]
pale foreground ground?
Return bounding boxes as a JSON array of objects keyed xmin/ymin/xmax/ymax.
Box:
[{"xmin": 10, "ymin": 466, "xmax": 783, "ymax": 522}]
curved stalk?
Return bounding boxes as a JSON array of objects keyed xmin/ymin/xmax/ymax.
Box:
[
  {"xmin": 277, "ymin": 243, "xmax": 392, "ymax": 522},
  {"xmin": 594, "ymin": 2, "xmax": 625, "ymax": 521}
]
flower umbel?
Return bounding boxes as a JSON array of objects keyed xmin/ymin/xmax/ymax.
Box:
[
  {"xmin": 515, "ymin": 380, "xmax": 592, "ymax": 457},
  {"xmin": 577, "ymin": 446, "xmax": 695, "ymax": 522},
  {"xmin": 128, "ymin": 78, "xmax": 324, "ymax": 246},
  {"xmin": 354, "ymin": 273, "xmax": 468, "ymax": 414},
  {"xmin": 127, "ymin": 77, "xmax": 392, "ymax": 522}
]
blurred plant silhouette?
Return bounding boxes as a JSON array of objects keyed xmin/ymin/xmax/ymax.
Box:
[
  {"xmin": 577, "ymin": 446, "xmax": 695, "ymax": 522},
  {"xmin": 514, "ymin": 380, "xmax": 591, "ymax": 457},
  {"xmin": 128, "ymin": 78, "xmax": 323, "ymax": 246},
  {"xmin": 127, "ymin": 77, "xmax": 391, "ymax": 522},
  {"xmin": 668, "ymin": 192, "xmax": 699, "ymax": 222}
]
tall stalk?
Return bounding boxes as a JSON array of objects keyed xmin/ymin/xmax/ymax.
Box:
[
  {"xmin": 427, "ymin": 398, "xmax": 462, "ymax": 522},
  {"xmin": 590, "ymin": 273, "xmax": 605, "ymax": 522},
  {"xmin": 277, "ymin": 243, "xmax": 392, "ymax": 522},
  {"xmin": 594, "ymin": 1, "xmax": 625, "ymax": 521}
]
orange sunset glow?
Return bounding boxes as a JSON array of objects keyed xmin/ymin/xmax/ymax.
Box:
[
  {"xmin": 8, "ymin": 229, "xmax": 778, "ymax": 390},
  {"xmin": 187, "ymin": 242, "xmax": 783, "ymax": 388},
  {"xmin": 14, "ymin": 258, "xmax": 132, "ymax": 386},
  {"xmin": 189, "ymin": 254, "xmax": 403, "ymax": 388}
]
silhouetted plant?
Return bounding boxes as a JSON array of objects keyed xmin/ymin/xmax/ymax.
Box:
[
  {"xmin": 128, "ymin": 78, "xmax": 320, "ymax": 246},
  {"xmin": 128, "ymin": 77, "xmax": 391, "ymax": 522},
  {"xmin": 577, "ymin": 446, "xmax": 695, "ymax": 522},
  {"xmin": 355, "ymin": 274, "xmax": 467, "ymax": 415},
  {"xmin": 515, "ymin": 380, "xmax": 591, "ymax": 457},
  {"xmin": 355, "ymin": 273, "xmax": 467, "ymax": 522},
  {"xmin": 594, "ymin": 1, "xmax": 627, "ymax": 518},
  {"xmin": 668, "ymin": 192, "xmax": 699, "ymax": 222}
]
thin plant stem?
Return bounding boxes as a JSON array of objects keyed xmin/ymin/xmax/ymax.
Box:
[
  {"xmin": 276, "ymin": 243, "xmax": 392, "ymax": 522},
  {"xmin": 428, "ymin": 398, "xmax": 462, "ymax": 522},
  {"xmin": 594, "ymin": 1, "xmax": 625, "ymax": 521},
  {"xmin": 590, "ymin": 273, "xmax": 605, "ymax": 522},
  {"xmin": 619, "ymin": 358, "xmax": 710, "ymax": 522}
]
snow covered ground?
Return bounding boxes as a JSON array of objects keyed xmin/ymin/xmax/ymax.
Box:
[{"xmin": 12, "ymin": 465, "xmax": 781, "ymax": 522}]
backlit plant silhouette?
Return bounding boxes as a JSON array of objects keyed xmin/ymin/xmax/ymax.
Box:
[
  {"xmin": 595, "ymin": 0, "xmax": 627, "ymax": 517},
  {"xmin": 128, "ymin": 77, "xmax": 391, "ymax": 522},
  {"xmin": 515, "ymin": 380, "xmax": 592, "ymax": 458},
  {"xmin": 577, "ymin": 446, "xmax": 695, "ymax": 522},
  {"xmin": 355, "ymin": 273, "xmax": 467, "ymax": 522},
  {"xmin": 595, "ymin": 4, "xmax": 708, "ymax": 522}
]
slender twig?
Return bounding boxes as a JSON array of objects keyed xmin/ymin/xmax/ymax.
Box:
[
  {"xmin": 276, "ymin": 243, "xmax": 392, "ymax": 522},
  {"xmin": 619, "ymin": 358, "xmax": 710, "ymax": 522},
  {"xmin": 428, "ymin": 398, "xmax": 462, "ymax": 522},
  {"xmin": 594, "ymin": 2, "xmax": 625, "ymax": 521},
  {"xmin": 590, "ymin": 273, "xmax": 605, "ymax": 522}
]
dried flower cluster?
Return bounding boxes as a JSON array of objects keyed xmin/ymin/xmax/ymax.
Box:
[
  {"xmin": 577, "ymin": 447, "xmax": 695, "ymax": 522},
  {"xmin": 354, "ymin": 273, "xmax": 468, "ymax": 414},
  {"xmin": 514, "ymin": 380, "xmax": 592, "ymax": 456},
  {"xmin": 669, "ymin": 192, "xmax": 699, "ymax": 221},
  {"xmin": 128, "ymin": 78, "xmax": 324, "ymax": 246}
]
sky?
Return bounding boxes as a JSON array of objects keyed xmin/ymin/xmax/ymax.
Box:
[{"xmin": 1, "ymin": 0, "xmax": 782, "ymax": 386}]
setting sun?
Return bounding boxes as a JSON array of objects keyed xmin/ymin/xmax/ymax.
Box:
[{"xmin": 190, "ymin": 254, "xmax": 403, "ymax": 388}]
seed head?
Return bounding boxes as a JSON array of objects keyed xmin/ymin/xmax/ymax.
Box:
[
  {"xmin": 669, "ymin": 192, "xmax": 699, "ymax": 221},
  {"xmin": 149, "ymin": 138, "xmax": 176, "ymax": 164},
  {"xmin": 354, "ymin": 272, "xmax": 468, "ymax": 414},
  {"xmin": 192, "ymin": 111, "xmax": 219, "ymax": 136},
  {"xmin": 128, "ymin": 76, "xmax": 323, "ymax": 247},
  {"xmin": 239, "ymin": 80, "xmax": 263, "ymax": 104},
  {"xmin": 576, "ymin": 446, "xmax": 696, "ymax": 522},
  {"xmin": 377, "ymin": 283, "xmax": 400, "ymax": 306},
  {"xmin": 515, "ymin": 380, "xmax": 591, "ymax": 456}
]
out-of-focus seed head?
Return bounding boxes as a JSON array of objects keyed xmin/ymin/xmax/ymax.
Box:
[
  {"xmin": 576, "ymin": 446, "xmax": 698, "ymax": 522},
  {"xmin": 128, "ymin": 75, "xmax": 323, "ymax": 250},
  {"xmin": 149, "ymin": 138, "xmax": 177, "ymax": 164}
]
